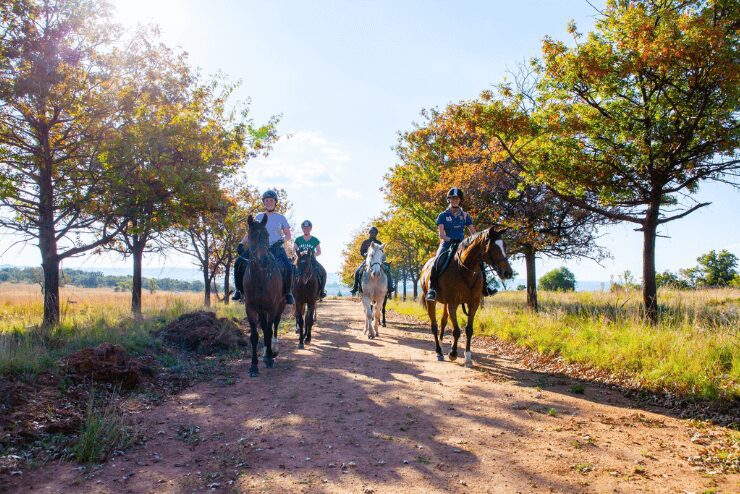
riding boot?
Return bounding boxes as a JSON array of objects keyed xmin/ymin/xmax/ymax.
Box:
[
  {"xmin": 350, "ymin": 265, "xmax": 362, "ymax": 295},
  {"xmin": 426, "ymin": 265, "xmax": 439, "ymax": 302},
  {"xmin": 284, "ymin": 266, "xmax": 294, "ymax": 305},
  {"xmin": 384, "ymin": 264, "xmax": 394, "ymax": 295},
  {"xmin": 232, "ymin": 246, "xmax": 247, "ymax": 301},
  {"xmin": 317, "ymin": 263, "xmax": 327, "ymax": 299}
]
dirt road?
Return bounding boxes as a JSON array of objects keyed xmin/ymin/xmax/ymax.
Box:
[{"xmin": 9, "ymin": 299, "xmax": 737, "ymax": 493}]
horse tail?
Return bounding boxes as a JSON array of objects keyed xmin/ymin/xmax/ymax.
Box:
[{"xmin": 461, "ymin": 303, "xmax": 468, "ymax": 316}]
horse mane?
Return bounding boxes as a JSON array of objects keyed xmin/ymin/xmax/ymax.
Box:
[{"xmin": 457, "ymin": 229, "xmax": 488, "ymax": 251}]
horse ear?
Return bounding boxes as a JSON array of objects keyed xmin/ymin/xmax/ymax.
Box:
[
  {"xmin": 260, "ymin": 214, "xmax": 268, "ymax": 226},
  {"xmin": 247, "ymin": 215, "xmax": 254, "ymax": 226},
  {"xmin": 378, "ymin": 243, "xmax": 385, "ymax": 250}
]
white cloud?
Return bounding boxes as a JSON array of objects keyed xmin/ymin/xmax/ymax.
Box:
[
  {"xmin": 335, "ymin": 187, "xmax": 361, "ymax": 200},
  {"xmin": 247, "ymin": 131, "xmax": 350, "ymax": 190}
]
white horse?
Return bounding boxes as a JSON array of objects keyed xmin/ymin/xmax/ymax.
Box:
[{"xmin": 361, "ymin": 243, "xmax": 388, "ymax": 339}]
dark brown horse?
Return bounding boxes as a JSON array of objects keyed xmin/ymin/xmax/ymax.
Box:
[
  {"xmin": 293, "ymin": 249, "xmax": 319, "ymax": 349},
  {"xmin": 420, "ymin": 227, "xmax": 513, "ymax": 367},
  {"xmin": 242, "ymin": 214, "xmax": 285, "ymax": 377}
]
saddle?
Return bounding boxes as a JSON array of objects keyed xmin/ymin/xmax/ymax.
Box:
[{"xmin": 434, "ymin": 241, "xmax": 460, "ymax": 277}]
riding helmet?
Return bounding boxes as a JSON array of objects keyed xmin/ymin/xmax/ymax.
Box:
[
  {"xmin": 301, "ymin": 220, "xmax": 312, "ymax": 227},
  {"xmin": 262, "ymin": 189, "xmax": 279, "ymax": 202},
  {"xmin": 446, "ymin": 187, "xmax": 464, "ymax": 202},
  {"xmin": 368, "ymin": 226, "xmax": 379, "ymax": 235}
]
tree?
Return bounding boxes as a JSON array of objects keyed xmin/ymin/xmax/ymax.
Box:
[
  {"xmin": 539, "ymin": 267, "xmax": 576, "ymax": 291},
  {"xmin": 534, "ymin": 0, "xmax": 739, "ymax": 321},
  {"xmin": 0, "ymin": 0, "xmax": 123, "ymax": 327},
  {"xmin": 655, "ymin": 270, "xmax": 693, "ymax": 289},
  {"xmin": 695, "ymin": 249, "xmax": 738, "ymax": 287},
  {"xmin": 388, "ymin": 74, "xmax": 608, "ymax": 310}
]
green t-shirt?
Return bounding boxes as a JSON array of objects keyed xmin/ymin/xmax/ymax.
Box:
[{"xmin": 295, "ymin": 235, "xmax": 320, "ymax": 254}]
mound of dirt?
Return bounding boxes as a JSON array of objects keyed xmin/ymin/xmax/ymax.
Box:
[
  {"xmin": 158, "ymin": 311, "xmax": 247, "ymax": 353},
  {"xmin": 60, "ymin": 343, "xmax": 150, "ymax": 390}
]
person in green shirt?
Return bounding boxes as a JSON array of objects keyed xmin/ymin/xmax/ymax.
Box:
[{"xmin": 294, "ymin": 220, "xmax": 327, "ymax": 299}]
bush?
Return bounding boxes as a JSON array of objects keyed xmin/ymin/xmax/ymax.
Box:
[{"xmin": 539, "ymin": 267, "xmax": 576, "ymax": 291}]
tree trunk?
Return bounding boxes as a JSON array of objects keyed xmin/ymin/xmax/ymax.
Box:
[
  {"xmin": 223, "ymin": 260, "xmax": 231, "ymax": 306},
  {"xmin": 642, "ymin": 206, "xmax": 659, "ymax": 323},
  {"xmin": 203, "ymin": 267, "xmax": 211, "ymax": 307},
  {"xmin": 524, "ymin": 246, "xmax": 538, "ymax": 312},
  {"xmin": 40, "ymin": 245, "xmax": 60, "ymax": 329},
  {"xmin": 39, "ymin": 125, "xmax": 59, "ymax": 328},
  {"xmin": 401, "ymin": 266, "xmax": 407, "ymax": 301},
  {"xmin": 131, "ymin": 236, "xmax": 145, "ymax": 318},
  {"xmin": 412, "ymin": 275, "xmax": 419, "ymax": 299}
]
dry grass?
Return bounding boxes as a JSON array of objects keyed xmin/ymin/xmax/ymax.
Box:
[
  {"xmin": 0, "ymin": 283, "xmax": 245, "ymax": 375},
  {"xmin": 390, "ymin": 288, "xmax": 740, "ymax": 401}
]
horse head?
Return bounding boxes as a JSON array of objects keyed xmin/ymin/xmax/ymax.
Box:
[
  {"xmin": 247, "ymin": 214, "xmax": 270, "ymax": 257},
  {"xmin": 365, "ymin": 243, "xmax": 386, "ymax": 278},
  {"xmin": 484, "ymin": 227, "xmax": 513, "ymax": 279},
  {"xmin": 295, "ymin": 249, "xmax": 314, "ymax": 284}
]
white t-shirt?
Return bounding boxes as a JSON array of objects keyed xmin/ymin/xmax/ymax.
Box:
[{"xmin": 255, "ymin": 212, "xmax": 290, "ymax": 245}]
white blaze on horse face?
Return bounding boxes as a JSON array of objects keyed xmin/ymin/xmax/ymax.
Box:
[{"xmin": 495, "ymin": 239, "xmax": 506, "ymax": 258}]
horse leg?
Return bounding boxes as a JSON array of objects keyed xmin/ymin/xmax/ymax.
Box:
[
  {"xmin": 296, "ymin": 302, "xmax": 305, "ymax": 349},
  {"xmin": 272, "ymin": 313, "xmax": 281, "ymax": 358},
  {"xmin": 448, "ymin": 304, "xmax": 461, "ymax": 361},
  {"xmin": 381, "ymin": 294, "xmax": 387, "ymax": 327},
  {"xmin": 464, "ymin": 301, "xmax": 479, "ymax": 368},
  {"xmin": 373, "ymin": 299, "xmax": 381, "ymax": 338},
  {"xmin": 362, "ymin": 296, "xmax": 372, "ymax": 337},
  {"xmin": 261, "ymin": 313, "xmax": 274, "ymax": 369},
  {"xmin": 248, "ymin": 315, "xmax": 260, "ymax": 377},
  {"xmin": 426, "ymin": 301, "xmax": 443, "ymax": 361},
  {"xmin": 440, "ymin": 304, "xmax": 449, "ymax": 343},
  {"xmin": 305, "ymin": 301, "xmax": 315, "ymax": 343}
]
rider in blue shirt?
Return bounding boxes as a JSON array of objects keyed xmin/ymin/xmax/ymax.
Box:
[{"xmin": 426, "ymin": 187, "xmax": 495, "ymax": 301}]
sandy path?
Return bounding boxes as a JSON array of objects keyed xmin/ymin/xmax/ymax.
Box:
[{"xmin": 7, "ymin": 299, "xmax": 736, "ymax": 493}]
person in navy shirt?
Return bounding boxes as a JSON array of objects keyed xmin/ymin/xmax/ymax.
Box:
[{"xmin": 426, "ymin": 187, "xmax": 493, "ymax": 302}]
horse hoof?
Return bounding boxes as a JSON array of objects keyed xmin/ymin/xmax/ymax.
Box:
[
  {"xmin": 381, "ymin": 322, "xmax": 386, "ymax": 327},
  {"xmin": 264, "ymin": 357, "xmax": 275, "ymax": 369},
  {"xmin": 305, "ymin": 338, "xmax": 311, "ymax": 344},
  {"xmin": 465, "ymin": 359, "xmax": 473, "ymax": 368},
  {"xmin": 249, "ymin": 366, "xmax": 259, "ymax": 377},
  {"xmin": 436, "ymin": 354, "xmax": 445, "ymax": 361},
  {"xmin": 448, "ymin": 352, "xmax": 458, "ymax": 361},
  {"xmin": 298, "ymin": 342, "xmax": 304, "ymax": 350}
]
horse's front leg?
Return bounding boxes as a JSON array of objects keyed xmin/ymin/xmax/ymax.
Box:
[
  {"xmin": 464, "ymin": 301, "xmax": 479, "ymax": 368},
  {"xmin": 426, "ymin": 300, "xmax": 443, "ymax": 361},
  {"xmin": 448, "ymin": 304, "xmax": 461, "ymax": 361},
  {"xmin": 296, "ymin": 302, "xmax": 305, "ymax": 349},
  {"xmin": 261, "ymin": 314, "xmax": 274, "ymax": 369},
  {"xmin": 372, "ymin": 299, "xmax": 381, "ymax": 338},
  {"xmin": 305, "ymin": 301, "xmax": 315, "ymax": 344},
  {"xmin": 381, "ymin": 294, "xmax": 387, "ymax": 327},
  {"xmin": 247, "ymin": 312, "xmax": 260, "ymax": 377},
  {"xmin": 272, "ymin": 313, "xmax": 281, "ymax": 357},
  {"xmin": 362, "ymin": 297, "xmax": 372, "ymax": 336}
]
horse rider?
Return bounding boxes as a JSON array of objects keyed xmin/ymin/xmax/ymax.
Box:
[
  {"xmin": 426, "ymin": 187, "xmax": 497, "ymax": 302},
  {"xmin": 294, "ymin": 219, "xmax": 328, "ymax": 299},
  {"xmin": 349, "ymin": 226, "xmax": 394, "ymax": 296},
  {"xmin": 232, "ymin": 189, "xmax": 295, "ymax": 304}
]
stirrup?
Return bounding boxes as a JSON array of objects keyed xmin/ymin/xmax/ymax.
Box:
[
  {"xmin": 231, "ymin": 290, "xmax": 241, "ymax": 301},
  {"xmin": 483, "ymin": 286, "xmax": 498, "ymax": 297},
  {"xmin": 319, "ymin": 290, "xmax": 327, "ymax": 299},
  {"xmin": 426, "ymin": 289, "xmax": 437, "ymax": 302},
  {"xmin": 285, "ymin": 293, "xmax": 295, "ymax": 305}
]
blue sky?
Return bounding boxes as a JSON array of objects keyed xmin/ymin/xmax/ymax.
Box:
[{"xmin": 1, "ymin": 0, "xmax": 738, "ymax": 281}]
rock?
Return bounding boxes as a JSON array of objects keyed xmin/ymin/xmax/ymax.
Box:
[
  {"xmin": 61, "ymin": 343, "xmax": 149, "ymax": 390},
  {"xmin": 157, "ymin": 312, "xmax": 247, "ymax": 353}
]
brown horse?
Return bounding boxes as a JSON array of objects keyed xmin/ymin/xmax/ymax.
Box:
[
  {"xmin": 242, "ymin": 214, "xmax": 285, "ymax": 377},
  {"xmin": 420, "ymin": 227, "xmax": 513, "ymax": 367},
  {"xmin": 293, "ymin": 249, "xmax": 319, "ymax": 349}
]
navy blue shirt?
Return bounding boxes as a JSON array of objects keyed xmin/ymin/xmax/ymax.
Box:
[{"xmin": 436, "ymin": 208, "xmax": 473, "ymax": 241}]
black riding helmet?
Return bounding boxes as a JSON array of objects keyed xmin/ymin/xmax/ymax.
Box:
[
  {"xmin": 368, "ymin": 226, "xmax": 379, "ymax": 236},
  {"xmin": 447, "ymin": 187, "xmax": 464, "ymax": 203},
  {"xmin": 262, "ymin": 189, "xmax": 279, "ymax": 202},
  {"xmin": 301, "ymin": 220, "xmax": 312, "ymax": 227}
]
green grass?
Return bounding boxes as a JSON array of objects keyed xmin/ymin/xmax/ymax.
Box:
[
  {"xmin": 72, "ymin": 390, "xmax": 138, "ymax": 464},
  {"xmin": 389, "ymin": 288, "xmax": 739, "ymax": 401}
]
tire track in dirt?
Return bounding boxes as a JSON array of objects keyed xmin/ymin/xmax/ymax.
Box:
[{"xmin": 8, "ymin": 299, "xmax": 737, "ymax": 493}]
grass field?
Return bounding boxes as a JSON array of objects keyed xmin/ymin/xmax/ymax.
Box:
[
  {"xmin": 390, "ymin": 288, "xmax": 739, "ymax": 401},
  {"xmin": 0, "ymin": 283, "xmax": 244, "ymax": 375}
]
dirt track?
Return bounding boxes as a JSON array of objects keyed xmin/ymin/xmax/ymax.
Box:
[{"xmin": 8, "ymin": 299, "xmax": 737, "ymax": 493}]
